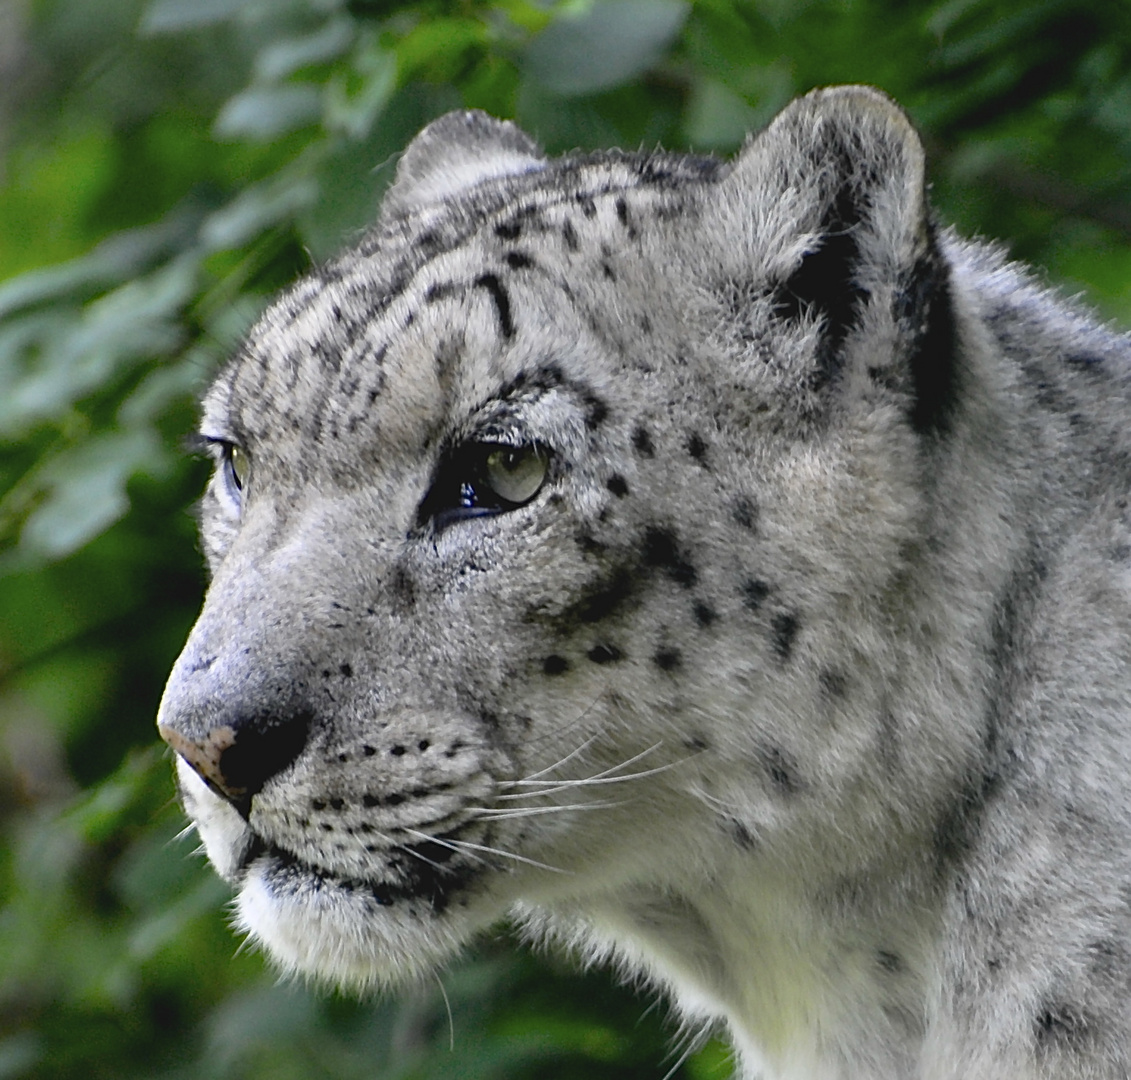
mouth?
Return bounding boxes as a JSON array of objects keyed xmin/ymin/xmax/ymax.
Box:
[{"xmin": 239, "ymin": 829, "xmax": 482, "ymax": 916}]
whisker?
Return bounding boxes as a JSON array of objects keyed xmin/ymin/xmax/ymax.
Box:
[
  {"xmin": 470, "ymin": 801, "xmax": 619, "ymax": 820},
  {"xmin": 496, "ymin": 760, "xmax": 683, "ymax": 800},
  {"xmin": 503, "ymin": 742, "xmax": 664, "ymax": 790},
  {"xmin": 402, "ymin": 829, "xmax": 570, "ymax": 875},
  {"xmin": 433, "ymin": 973, "xmax": 455, "ymax": 1052},
  {"xmin": 519, "ymin": 734, "xmax": 599, "ymax": 782}
]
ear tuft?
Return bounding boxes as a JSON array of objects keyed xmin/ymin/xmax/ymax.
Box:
[{"xmin": 382, "ymin": 110, "xmax": 545, "ymax": 218}]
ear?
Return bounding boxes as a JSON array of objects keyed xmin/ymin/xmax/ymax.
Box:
[
  {"xmin": 718, "ymin": 86, "xmax": 955, "ymax": 433},
  {"xmin": 381, "ymin": 110, "xmax": 545, "ymax": 218}
]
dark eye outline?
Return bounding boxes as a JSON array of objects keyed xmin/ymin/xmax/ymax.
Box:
[
  {"xmin": 192, "ymin": 435, "xmax": 250, "ymax": 511},
  {"xmin": 415, "ymin": 440, "xmax": 551, "ymax": 532}
]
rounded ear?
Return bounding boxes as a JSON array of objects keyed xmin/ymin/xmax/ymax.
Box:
[
  {"xmin": 381, "ymin": 110, "xmax": 545, "ymax": 218},
  {"xmin": 712, "ymin": 86, "xmax": 955, "ymax": 433},
  {"xmin": 721, "ymin": 85, "xmax": 930, "ymax": 276}
]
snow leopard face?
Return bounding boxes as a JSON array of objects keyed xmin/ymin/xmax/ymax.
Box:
[{"xmin": 158, "ymin": 88, "xmax": 956, "ymax": 991}]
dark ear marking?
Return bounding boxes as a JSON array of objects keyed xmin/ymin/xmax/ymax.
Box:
[
  {"xmin": 774, "ymin": 181, "xmax": 868, "ymax": 389},
  {"xmin": 902, "ymin": 223, "xmax": 959, "ymax": 435}
]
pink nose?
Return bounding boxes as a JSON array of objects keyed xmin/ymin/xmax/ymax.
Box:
[{"xmin": 158, "ymin": 723, "xmax": 246, "ymax": 801}]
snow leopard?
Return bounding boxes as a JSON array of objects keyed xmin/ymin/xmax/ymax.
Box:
[{"xmin": 158, "ymin": 86, "xmax": 1131, "ymax": 1079}]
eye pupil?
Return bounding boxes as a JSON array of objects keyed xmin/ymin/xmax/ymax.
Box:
[
  {"xmin": 228, "ymin": 445, "xmax": 250, "ymax": 492},
  {"xmin": 482, "ymin": 445, "xmax": 547, "ymax": 506}
]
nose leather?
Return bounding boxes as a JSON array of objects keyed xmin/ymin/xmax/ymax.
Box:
[{"xmin": 158, "ymin": 709, "xmax": 311, "ymax": 817}]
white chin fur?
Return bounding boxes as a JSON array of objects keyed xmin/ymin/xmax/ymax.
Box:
[
  {"xmin": 234, "ymin": 868, "xmax": 475, "ymax": 992},
  {"xmin": 175, "ymin": 759, "xmax": 252, "ymax": 881},
  {"xmin": 178, "ymin": 761, "xmax": 477, "ymax": 990}
]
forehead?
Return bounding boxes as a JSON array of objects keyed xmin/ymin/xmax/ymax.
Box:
[{"xmin": 202, "ymin": 150, "xmax": 718, "ymax": 472}]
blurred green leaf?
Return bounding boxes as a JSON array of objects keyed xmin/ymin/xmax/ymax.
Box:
[
  {"xmin": 215, "ymin": 84, "xmax": 324, "ymax": 141},
  {"xmin": 524, "ymin": 0, "xmax": 690, "ymax": 97}
]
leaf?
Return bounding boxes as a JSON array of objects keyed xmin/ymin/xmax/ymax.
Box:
[
  {"xmin": 0, "ymin": 256, "xmax": 198, "ymax": 437},
  {"xmin": 523, "ymin": 0, "xmax": 689, "ymax": 97},
  {"xmin": 214, "ymin": 84, "xmax": 324, "ymax": 142},
  {"xmin": 324, "ymin": 35, "xmax": 397, "ymax": 140},
  {"xmin": 140, "ymin": 0, "xmax": 264, "ymax": 33},
  {"xmin": 200, "ymin": 173, "xmax": 319, "ymax": 251},
  {"xmin": 18, "ymin": 427, "xmax": 167, "ymax": 560},
  {"xmin": 254, "ymin": 17, "xmax": 356, "ymax": 82}
]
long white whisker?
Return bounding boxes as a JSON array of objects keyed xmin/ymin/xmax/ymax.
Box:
[
  {"xmin": 402, "ymin": 828, "xmax": 569, "ymax": 875},
  {"xmin": 400, "ymin": 828, "xmax": 492, "ymax": 867},
  {"xmin": 433, "ymin": 973, "xmax": 455, "ymax": 1053},
  {"xmin": 519, "ymin": 734, "xmax": 600, "ymax": 781},
  {"xmin": 497, "ymin": 760, "xmax": 683, "ymax": 800},
  {"xmin": 171, "ymin": 822, "xmax": 199, "ymax": 845},
  {"xmin": 470, "ymin": 801, "xmax": 619, "ymax": 820},
  {"xmin": 503, "ymin": 742, "xmax": 664, "ymax": 790}
]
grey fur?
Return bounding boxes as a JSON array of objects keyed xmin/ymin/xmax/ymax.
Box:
[{"xmin": 158, "ymin": 87, "xmax": 1131, "ymax": 1079}]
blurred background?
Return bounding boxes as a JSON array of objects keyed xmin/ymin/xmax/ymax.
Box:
[{"xmin": 2, "ymin": 0, "xmax": 1131, "ymax": 1077}]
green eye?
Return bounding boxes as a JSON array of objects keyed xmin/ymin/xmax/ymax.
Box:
[
  {"xmin": 482, "ymin": 445, "xmax": 548, "ymax": 505},
  {"xmin": 227, "ymin": 444, "xmax": 251, "ymax": 492}
]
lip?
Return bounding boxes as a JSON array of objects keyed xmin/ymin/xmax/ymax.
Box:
[{"xmin": 239, "ymin": 829, "xmax": 481, "ymax": 915}]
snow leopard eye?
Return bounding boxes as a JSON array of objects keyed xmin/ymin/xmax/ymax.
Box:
[
  {"xmin": 226, "ymin": 444, "xmax": 250, "ymax": 493},
  {"xmin": 482, "ymin": 445, "xmax": 547, "ymax": 505},
  {"xmin": 416, "ymin": 441, "xmax": 550, "ymax": 531},
  {"xmin": 211, "ymin": 441, "xmax": 250, "ymax": 511}
]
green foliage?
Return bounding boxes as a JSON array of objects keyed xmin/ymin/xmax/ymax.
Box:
[{"xmin": 2, "ymin": 0, "xmax": 1130, "ymax": 1076}]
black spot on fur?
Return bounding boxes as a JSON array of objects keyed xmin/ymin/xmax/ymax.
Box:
[
  {"xmin": 474, "ymin": 273, "xmax": 515, "ymax": 339},
  {"xmin": 877, "ymin": 950, "xmax": 902, "ymax": 973},
  {"xmin": 585, "ymin": 393, "xmax": 609, "ymax": 429},
  {"xmin": 566, "ymin": 568, "xmax": 638, "ymax": 625},
  {"xmin": 505, "ymin": 251, "xmax": 534, "ymax": 270},
  {"xmin": 425, "ymin": 281, "xmax": 458, "ymax": 303},
  {"xmin": 577, "ymin": 194, "xmax": 597, "ymax": 218},
  {"xmin": 693, "ymin": 601, "xmax": 717, "ymax": 627},
  {"xmin": 542, "ymin": 654, "xmax": 569, "ymax": 676},
  {"xmin": 562, "ymin": 219, "xmax": 579, "ymax": 251},
  {"xmin": 576, "ymin": 530, "xmax": 607, "ymax": 557},
  {"xmin": 727, "ymin": 819, "xmax": 758, "ymax": 851},
  {"xmin": 1035, "ymin": 1003, "xmax": 1091, "ymax": 1051},
  {"xmin": 601, "ymin": 261, "xmax": 616, "ymax": 281},
  {"xmin": 770, "ymin": 611, "xmax": 800, "ymax": 661},
  {"xmin": 390, "ymin": 566, "xmax": 416, "ymax": 612},
  {"xmin": 741, "ymin": 579, "xmax": 771, "ymax": 611},
  {"xmin": 606, "ymin": 473, "xmax": 629, "ymax": 497},
  {"xmin": 653, "ymin": 647, "xmax": 681, "ymax": 671},
  {"xmin": 642, "ymin": 526, "xmax": 697, "ymax": 587},
  {"xmin": 587, "ymin": 644, "xmax": 623, "ymax": 665},
  {"xmin": 687, "ymin": 432, "xmax": 708, "ymax": 462},
  {"xmin": 339, "ymin": 663, "xmax": 353, "ymax": 678},
  {"xmin": 731, "ymin": 496, "xmax": 758, "ymax": 531},
  {"xmin": 632, "ymin": 426, "xmax": 655, "ymax": 457},
  {"xmin": 495, "ymin": 220, "xmax": 522, "ymax": 241},
  {"xmin": 616, "ymin": 197, "xmax": 629, "ymax": 226},
  {"xmin": 820, "ymin": 669, "xmax": 848, "ymax": 698},
  {"xmin": 758, "ymin": 744, "xmax": 802, "ymax": 795}
]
